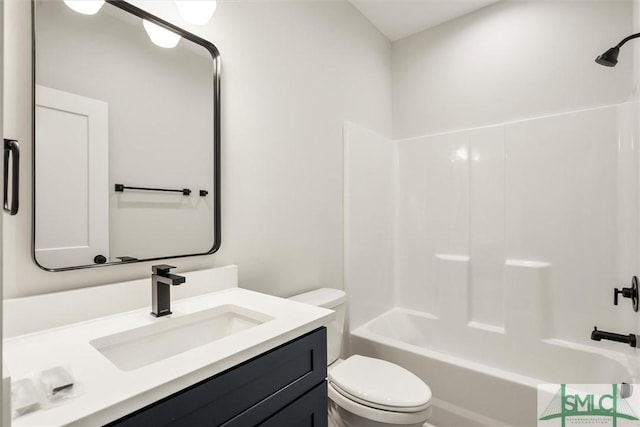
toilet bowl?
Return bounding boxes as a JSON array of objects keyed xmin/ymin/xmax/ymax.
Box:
[
  {"xmin": 328, "ymin": 356, "xmax": 432, "ymax": 427},
  {"xmin": 289, "ymin": 289, "xmax": 432, "ymax": 427}
]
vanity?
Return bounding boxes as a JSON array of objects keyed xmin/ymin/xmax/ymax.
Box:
[
  {"xmin": 4, "ymin": 267, "xmax": 334, "ymax": 426},
  {"xmin": 108, "ymin": 328, "xmax": 327, "ymax": 426}
]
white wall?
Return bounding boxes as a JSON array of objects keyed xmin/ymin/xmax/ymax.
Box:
[
  {"xmin": 198, "ymin": 0, "xmax": 392, "ymax": 297},
  {"xmin": 0, "ymin": 0, "xmax": 6, "ymax": 423},
  {"xmin": 392, "ymin": 0, "xmax": 634, "ymax": 139},
  {"xmin": 3, "ymin": 0, "xmax": 391, "ymax": 298},
  {"xmin": 344, "ymin": 123, "xmax": 394, "ymax": 330}
]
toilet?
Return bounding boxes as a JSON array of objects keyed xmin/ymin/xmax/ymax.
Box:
[{"xmin": 289, "ymin": 288, "xmax": 432, "ymax": 427}]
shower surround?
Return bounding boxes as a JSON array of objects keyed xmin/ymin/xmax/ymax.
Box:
[{"xmin": 344, "ymin": 102, "xmax": 640, "ymax": 425}]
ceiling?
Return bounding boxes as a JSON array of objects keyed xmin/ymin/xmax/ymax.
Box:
[{"xmin": 348, "ymin": 0, "xmax": 500, "ymax": 41}]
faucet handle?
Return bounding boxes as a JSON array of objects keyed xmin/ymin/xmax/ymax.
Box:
[
  {"xmin": 152, "ymin": 264, "xmax": 177, "ymax": 275},
  {"xmin": 613, "ymin": 276, "xmax": 639, "ymax": 312}
]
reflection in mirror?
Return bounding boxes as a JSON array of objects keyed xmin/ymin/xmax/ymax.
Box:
[{"xmin": 33, "ymin": 0, "xmax": 220, "ymax": 271}]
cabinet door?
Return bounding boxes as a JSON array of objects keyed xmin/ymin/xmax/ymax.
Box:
[
  {"xmin": 260, "ymin": 382, "xmax": 328, "ymax": 427},
  {"xmin": 108, "ymin": 328, "xmax": 327, "ymax": 427}
]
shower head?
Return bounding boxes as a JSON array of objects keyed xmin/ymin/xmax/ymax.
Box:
[
  {"xmin": 596, "ymin": 32, "xmax": 640, "ymax": 67},
  {"xmin": 595, "ymin": 47, "xmax": 619, "ymax": 67}
]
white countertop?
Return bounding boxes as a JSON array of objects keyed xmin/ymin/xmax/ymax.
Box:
[{"xmin": 4, "ymin": 288, "xmax": 334, "ymax": 426}]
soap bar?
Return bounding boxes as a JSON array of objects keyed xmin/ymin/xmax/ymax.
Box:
[
  {"xmin": 11, "ymin": 378, "xmax": 40, "ymax": 416},
  {"xmin": 40, "ymin": 366, "xmax": 74, "ymax": 397}
]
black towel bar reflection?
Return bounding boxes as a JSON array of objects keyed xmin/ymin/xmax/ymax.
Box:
[{"xmin": 115, "ymin": 184, "xmax": 192, "ymax": 196}]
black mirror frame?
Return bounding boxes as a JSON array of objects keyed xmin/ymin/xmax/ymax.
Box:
[{"xmin": 31, "ymin": 0, "xmax": 221, "ymax": 271}]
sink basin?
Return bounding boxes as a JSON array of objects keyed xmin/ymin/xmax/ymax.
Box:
[{"xmin": 90, "ymin": 304, "xmax": 273, "ymax": 371}]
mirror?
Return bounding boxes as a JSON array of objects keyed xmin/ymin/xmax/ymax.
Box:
[{"xmin": 32, "ymin": 0, "xmax": 221, "ymax": 271}]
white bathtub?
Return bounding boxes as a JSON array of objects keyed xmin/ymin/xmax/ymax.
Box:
[{"xmin": 350, "ymin": 308, "xmax": 637, "ymax": 426}]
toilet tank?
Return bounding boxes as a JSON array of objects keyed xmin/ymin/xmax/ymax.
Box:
[{"xmin": 288, "ymin": 288, "xmax": 346, "ymax": 364}]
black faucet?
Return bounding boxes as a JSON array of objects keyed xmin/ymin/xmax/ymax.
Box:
[
  {"xmin": 591, "ymin": 326, "xmax": 638, "ymax": 348},
  {"xmin": 151, "ymin": 265, "xmax": 186, "ymax": 317}
]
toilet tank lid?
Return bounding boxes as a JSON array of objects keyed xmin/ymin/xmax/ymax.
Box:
[{"xmin": 288, "ymin": 288, "xmax": 346, "ymax": 308}]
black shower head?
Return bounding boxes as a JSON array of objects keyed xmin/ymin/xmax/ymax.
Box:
[
  {"xmin": 595, "ymin": 47, "xmax": 619, "ymax": 67},
  {"xmin": 596, "ymin": 33, "xmax": 640, "ymax": 67}
]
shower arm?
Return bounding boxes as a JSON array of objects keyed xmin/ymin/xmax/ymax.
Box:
[{"xmin": 615, "ymin": 32, "xmax": 640, "ymax": 48}]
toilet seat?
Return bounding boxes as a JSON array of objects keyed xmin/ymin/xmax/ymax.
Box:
[
  {"xmin": 328, "ymin": 355, "xmax": 432, "ymax": 412},
  {"xmin": 330, "ymin": 383, "xmax": 430, "ymax": 413},
  {"xmin": 328, "ymin": 382, "xmax": 433, "ymax": 425}
]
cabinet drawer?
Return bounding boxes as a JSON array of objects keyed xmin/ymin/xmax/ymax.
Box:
[{"xmin": 108, "ymin": 327, "xmax": 327, "ymax": 426}]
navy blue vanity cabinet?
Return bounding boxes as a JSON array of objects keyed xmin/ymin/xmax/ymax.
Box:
[{"xmin": 106, "ymin": 327, "xmax": 327, "ymax": 427}]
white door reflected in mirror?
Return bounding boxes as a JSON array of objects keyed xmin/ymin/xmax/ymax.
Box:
[{"xmin": 35, "ymin": 86, "xmax": 109, "ymax": 268}]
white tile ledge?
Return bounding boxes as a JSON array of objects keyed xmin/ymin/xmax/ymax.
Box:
[{"xmin": 4, "ymin": 286, "xmax": 334, "ymax": 426}]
